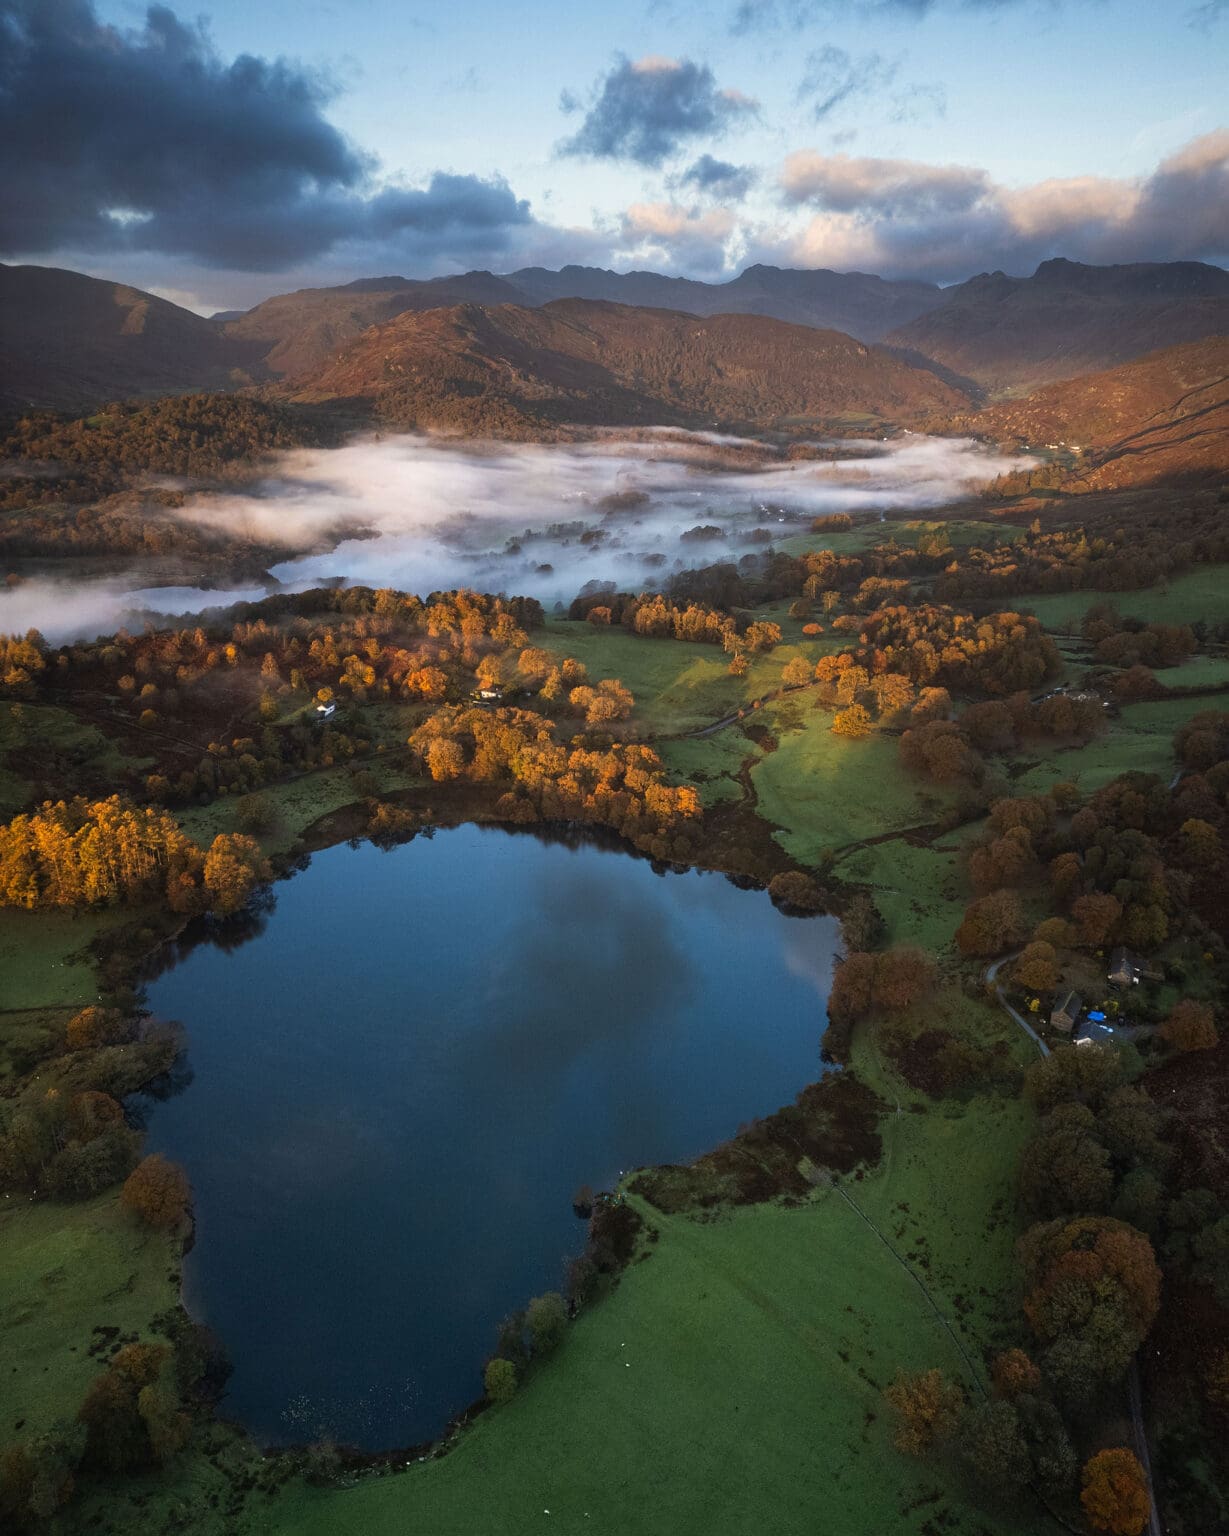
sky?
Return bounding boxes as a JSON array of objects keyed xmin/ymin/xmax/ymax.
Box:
[{"xmin": 0, "ymin": 0, "xmax": 1226, "ymax": 312}]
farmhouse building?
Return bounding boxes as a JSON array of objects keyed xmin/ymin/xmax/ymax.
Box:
[
  {"xmin": 1108, "ymin": 948, "xmax": 1141, "ymax": 988},
  {"xmin": 1051, "ymin": 990, "xmax": 1082, "ymax": 1033}
]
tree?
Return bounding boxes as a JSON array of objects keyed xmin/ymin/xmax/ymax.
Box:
[
  {"xmin": 1033, "ymin": 916, "xmax": 1077, "ymax": 949},
  {"xmin": 1018, "ymin": 1393, "xmax": 1077, "ymax": 1493},
  {"xmin": 955, "ymin": 889, "xmax": 1026, "ymax": 957},
  {"xmin": 883, "ymin": 1368, "xmax": 964, "ymax": 1455},
  {"xmin": 137, "ymin": 1383, "xmax": 189, "ymax": 1462},
  {"xmin": 0, "ymin": 1422, "xmax": 87, "ymax": 1527},
  {"xmin": 1024, "ymin": 1046, "xmax": 1126, "ymax": 1114},
  {"xmin": 910, "ymin": 687, "xmax": 951, "ymax": 725},
  {"xmin": 900, "ymin": 719, "xmax": 983, "ymax": 782},
  {"xmin": 781, "ymin": 655, "xmax": 812, "ymax": 687},
  {"xmin": 1072, "ymin": 892, "xmax": 1123, "ymax": 948},
  {"xmin": 1018, "ymin": 1104, "xmax": 1114, "ymax": 1219},
  {"xmin": 484, "ymin": 1357, "xmax": 517, "ymax": 1404},
  {"xmin": 526, "ymin": 1292, "xmax": 568, "ymax": 1355},
  {"xmin": 991, "ymin": 1348, "xmax": 1041, "ymax": 1400},
  {"xmin": 1013, "ymin": 941, "xmax": 1059, "ymax": 993},
  {"xmin": 1081, "ymin": 1448, "xmax": 1150, "ymax": 1536},
  {"xmin": 828, "ymin": 948, "xmax": 936, "ymax": 1024},
  {"xmin": 120, "ymin": 1155, "xmax": 190, "ymax": 1229},
  {"xmin": 235, "ymin": 792, "xmax": 276, "ymax": 835},
  {"xmin": 65, "ymin": 1006, "xmax": 131, "ymax": 1051},
  {"xmin": 1018, "ymin": 1217, "xmax": 1161, "ymax": 1395},
  {"xmin": 870, "ymin": 671, "xmax": 915, "ymax": 718},
  {"xmin": 1192, "ymin": 1217, "xmax": 1229, "ymax": 1305},
  {"xmin": 77, "ymin": 1343, "xmax": 168, "ymax": 1472},
  {"xmin": 767, "ymin": 870, "xmax": 826, "ymax": 911},
  {"xmin": 426, "ymin": 737, "xmax": 465, "ymax": 782},
  {"xmin": 832, "ymin": 703, "xmax": 872, "ymax": 738},
  {"xmin": 1159, "ymin": 998, "xmax": 1218, "ymax": 1052},
  {"xmin": 203, "ymin": 833, "xmax": 270, "ymax": 917},
  {"xmin": 1178, "ymin": 817, "xmax": 1221, "ymax": 870},
  {"xmin": 960, "ymin": 1398, "xmax": 1031, "ymax": 1491}
]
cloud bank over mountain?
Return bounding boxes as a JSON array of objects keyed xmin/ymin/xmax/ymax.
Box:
[
  {"xmin": 775, "ymin": 133, "xmax": 1229, "ymax": 280},
  {"xmin": 0, "ymin": 0, "xmax": 1223, "ymax": 305}
]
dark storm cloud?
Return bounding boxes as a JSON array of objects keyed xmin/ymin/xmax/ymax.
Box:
[
  {"xmin": 559, "ymin": 56, "xmax": 757, "ymax": 168},
  {"xmin": 0, "ymin": 0, "xmax": 531, "ymax": 270},
  {"xmin": 677, "ymin": 154, "xmax": 757, "ymax": 201}
]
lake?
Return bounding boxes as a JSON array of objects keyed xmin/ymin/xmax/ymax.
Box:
[{"xmin": 140, "ymin": 824, "xmax": 839, "ymax": 1451}]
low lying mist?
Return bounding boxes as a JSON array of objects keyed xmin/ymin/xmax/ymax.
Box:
[{"xmin": 2, "ymin": 429, "xmax": 1032, "ymax": 642}]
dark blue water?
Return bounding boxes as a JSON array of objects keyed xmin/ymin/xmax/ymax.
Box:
[{"xmin": 141, "ymin": 824, "xmax": 838, "ymax": 1450}]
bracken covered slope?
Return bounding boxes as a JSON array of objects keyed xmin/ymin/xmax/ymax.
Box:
[
  {"xmin": 282, "ymin": 297, "xmax": 971, "ymax": 435},
  {"xmin": 222, "ymin": 271, "xmax": 528, "ymax": 379},
  {"xmin": 958, "ymin": 335, "xmax": 1229, "ymax": 488},
  {"xmin": 0, "ymin": 264, "xmax": 266, "ymax": 412}
]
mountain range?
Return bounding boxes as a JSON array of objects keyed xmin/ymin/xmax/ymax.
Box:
[
  {"xmin": 282, "ymin": 297, "xmax": 967, "ymax": 436},
  {"xmin": 1, "ymin": 256, "xmax": 1226, "ymax": 487}
]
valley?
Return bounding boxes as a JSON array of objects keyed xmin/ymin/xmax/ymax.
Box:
[{"xmin": 1, "ymin": 250, "xmax": 1227, "ymax": 1536}]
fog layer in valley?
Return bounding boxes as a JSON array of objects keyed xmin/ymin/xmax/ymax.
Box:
[{"xmin": 2, "ymin": 431, "xmax": 1032, "ymax": 641}]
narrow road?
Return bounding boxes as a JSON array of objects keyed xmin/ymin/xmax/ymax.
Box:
[
  {"xmin": 983, "ymin": 952, "xmax": 1050, "ymax": 1059},
  {"xmin": 984, "ymin": 953, "xmax": 1163, "ymax": 1534},
  {"xmin": 1129, "ymin": 1362, "xmax": 1165, "ymax": 1536}
]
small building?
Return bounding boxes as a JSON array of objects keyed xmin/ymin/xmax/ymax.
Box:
[
  {"xmin": 1108, "ymin": 948, "xmax": 1140, "ymax": 988},
  {"xmin": 478, "ymin": 687, "xmax": 503, "ymax": 702},
  {"xmin": 1075, "ymin": 1017, "xmax": 1119, "ymax": 1047},
  {"xmin": 314, "ymin": 702, "xmax": 336, "ymax": 720},
  {"xmin": 1051, "ymin": 990, "xmax": 1082, "ymax": 1033}
]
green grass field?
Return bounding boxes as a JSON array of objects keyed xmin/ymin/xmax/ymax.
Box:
[
  {"xmin": 749, "ymin": 701, "xmax": 956, "ymax": 863},
  {"xmin": 1018, "ymin": 565, "xmax": 1229, "ymax": 635},
  {"xmin": 0, "ymin": 1194, "xmax": 179, "ymax": 1443},
  {"xmin": 0, "ymin": 908, "xmax": 114, "ymax": 1011},
  {"xmin": 657, "ymin": 732, "xmax": 755, "ymax": 808},
  {"xmin": 1009, "ymin": 693, "xmax": 1223, "ymax": 797},
  {"xmin": 834, "ymin": 834, "xmax": 973, "ymax": 953},
  {"xmin": 1153, "ymin": 654, "xmax": 1229, "ymax": 691},
  {"xmin": 539, "ymin": 619, "xmax": 831, "ymax": 737}
]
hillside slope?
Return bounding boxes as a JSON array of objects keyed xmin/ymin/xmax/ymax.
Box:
[
  {"xmin": 283, "ymin": 298, "xmax": 971, "ymax": 435},
  {"xmin": 227, "ymin": 264, "xmax": 944, "ymax": 380},
  {"xmin": 502, "ymin": 264, "xmax": 944, "ymax": 341},
  {"xmin": 0, "ymin": 264, "xmax": 265, "ymax": 412},
  {"xmin": 963, "ymin": 335, "xmax": 1229, "ymax": 489},
  {"xmin": 888, "ymin": 258, "xmax": 1229, "ymax": 394},
  {"xmin": 223, "ymin": 271, "xmax": 526, "ymax": 378}
]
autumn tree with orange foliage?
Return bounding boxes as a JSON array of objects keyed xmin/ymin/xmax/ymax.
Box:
[
  {"xmin": 1013, "ymin": 941, "xmax": 1059, "ymax": 994},
  {"xmin": 1159, "ymin": 999, "xmax": 1219, "ymax": 1052},
  {"xmin": 1081, "ymin": 1448, "xmax": 1151, "ymax": 1536},
  {"xmin": 883, "ymin": 1368, "xmax": 964, "ymax": 1455},
  {"xmin": 120, "ymin": 1155, "xmax": 191, "ymax": 1230},
  {"xmin": 828, "ymin": 948, "xmax": 936, "ymax": 1026},
  {"xmin": 408, "ymin": 703, "xmax": 700, "ymax": 859},
  {"xmin": 831, "ymin": 703, "xmax": 872, "ymax": 738},
  {"xmin": 65, "ymin": 1006, "xmax": 132, "ymax": 1051},
  {"xmin": 0, "ymin": 797, "xmax": 204, "ymax": 910},
  {"xmin": 990, "ymin": 1348, "xmax": 1041, "ymax": 1399},
  {"xmin": 202, "ymin": 833, "xmax": 271, "ymax": 917},
  {"xmin": 955, "ymin": 889, "xmax": 1027, "ymax": 956},
  {"xmin": 1018, "ymin": 1215, "xmax": 1160, "ymax": 1403}
]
